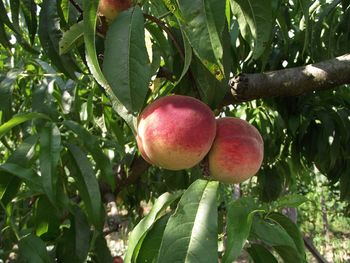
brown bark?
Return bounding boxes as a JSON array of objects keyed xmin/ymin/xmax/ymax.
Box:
[{"xmin": 224, "ymin": 53, "xmax": 350, "ymax": 104}]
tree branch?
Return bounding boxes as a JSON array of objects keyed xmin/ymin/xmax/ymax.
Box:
[
  {"xmin": 224, "ymin": 53, "xmax": 350, "ymax": 105},
  {"xmin": 114, "ymin": 156, "xmax": 150, "ymax": 195},
  {"xmin": 303, "ymin": 235, "xmax": 329, "ymax": 263}
]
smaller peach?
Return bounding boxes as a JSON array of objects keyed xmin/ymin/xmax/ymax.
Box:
[
  {"xmin": 98, "ymin": 0, "xmax": 132, "ymax": 22},
  {"xmin": 208, "ymin": 117, "xmax": 264, "ymax": 184}
]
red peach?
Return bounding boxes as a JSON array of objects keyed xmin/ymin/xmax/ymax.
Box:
[
  {"xmin": 137, "ymin": 95, "xmax": 216, "ymax": 170},
  {"xmin": 208, "ymin": 117, "xmax": 263, "ymax": 184},
  {"xmin": 98, "ymin": 0, "xmax": 132, "ymax": 22}
]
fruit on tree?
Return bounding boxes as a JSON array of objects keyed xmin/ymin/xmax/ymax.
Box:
[
  {"xmin": 208, "ymin": 117, "xmax": 263, "ymax": 184},
  {"xmin": 98, "ymin": 0, "xmax": 132, "ymax": 22},
  {"xmin": 113, "ymin": 256, "xmax": 123, "ymax": 263},
  {"xmin": 137, "ymin": 95, "xmax": 216, "ymax": 170}
]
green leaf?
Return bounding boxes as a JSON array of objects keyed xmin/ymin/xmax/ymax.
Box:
[
  {"xmin": 0, "ymin": 135, "xmax": 38, "ymax": 206},
  {"xmin": 39, "ymin": 123, "xmax": 61, "ymax": 204},
  {"xmin": 103, "ymin": 6, "xmax": 151, "ymax": 114},
  {"xmin": 136, "ymin": 214, "xmax": 171, "ymax": 263},
  {"xmin": 274, "ymin": 194, "xmax": 309, "ymax": 209},
  {"xmin": 251, "ymin": 216, "xmax": 304, "ymax": 263},
  {"xmin": 191, "ymin": 57, "xmax": 227, "ymax": 108},
  {"xmin": 222, "ymin": 197, "xmax": 260, "ymax": 263},
  {"xmin": 20, "ymin": 0, "xmax": 38, "ymax": 44},
  {"xmin": 172, "ymin": 0, "xmax": 225, "ymax": 79},
  {"xmin": 0, "ymin": 0, "xmax": 37, "ymax": 53},
  {"xmin": 124, "ymin": 191, "xmax": 183, "ymax": 263},
  {"xmin": 0, "ymin": 112, "xmax": 50, "ymax": 140},
  {"xmin": 10, "ymin": 0, "xmax": 20, "ymax": 31},
  {"xmin": 66, "ymin": 143, "xmax": 103, "ymax": 229},
  {"xmin": 0, "ymin": 0, "xmax": 20, "ymax": 34},
  {"xmin": 56, "ymin": 205, "xmax": 91, "ymax": 263},
  {"xmin": 246, "ymin": 243, "xmax": 278, "ymax": 263},
  {"xmin": 33, "ymin": 196, "xmax": 61, "ymax": 238},
  {"xmin": 268, "ymin": 212, "xmax": 306, "ymax": 259},
  {"xmin": 0, "ymin": 69, "xmax": 22, "ymax": 122},
  {"xmin": 230, "ymin": 0, "xmax": 273, "ymax": 60},
  {"xmin": 157, "ymin": 179, "xmax": 219, "ymax": 263},
  {"xmin": 82, "ymin": 0, "xmax": 136, "ymax": 131},
  {"xmin": 297, "ymin": 0, "xmax": 310, "ymax": 55},
  {"xmin": 18, "ymin": 234, "xmax": 51, "ymax": 263},
  {"xmin": 0, "ymin": 163, "xmax": 43, "ymax": 193},
  {"xmin": 38, "ymin": 0, "xmax": 79, "ymax": 79},
  {"xmin": 63, "ymin": 120, "xmax": 115, "ymax": 189},
  {"xmin": 0, "ymin": 15, "xmax": 10, "ymax": 48},
  {"xmin": 173, "ymin": 29, "xmax": 192, "ymax": 86},
  {"xmin": 92, "ymin": 233, "xmax": 114, "ymax": 263},
  {"xmin": 258, "ymin": 166, "xmax": 283, "ymax": 202},
  {"xmin": 59, "ymin": 20, "xmax": 84, "ymax": 55}
]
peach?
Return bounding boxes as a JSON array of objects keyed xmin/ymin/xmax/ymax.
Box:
[
  {"xmin": 208, "ymin": 117, "xmax": 263, "ymax": 184},
  {"xmin": 137, "ymin": 95, "xmax": 216, "ymax": 170},
  {"xmin": 98, "ymin": 0, "xmax": 132, "ymax": 22}
]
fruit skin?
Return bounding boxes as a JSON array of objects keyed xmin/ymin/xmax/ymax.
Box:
[
  {"xmin": 208, "ymin": 117, "xmax": 264, "ymax": 184},
  {"xmin": 137, "ymin": 95, "xmax": 216, "ymax": 170},
  {"xmin": 98, "ymin": 0, "xmax": 132, "ymax": 22},
  {"xmin": 113, "ymin": 256, "xmax": 123, "ymax": 263}
]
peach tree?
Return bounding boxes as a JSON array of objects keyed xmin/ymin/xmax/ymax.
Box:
[{"xmin": 0, "ymin": 0, "xmax": 350, "ymax": 262}]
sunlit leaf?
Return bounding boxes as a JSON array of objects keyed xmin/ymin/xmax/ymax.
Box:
[
  {"xmin": 157, "ymin": 179, "xmax": 219, "ymax": 263},
  {"xmin": 103, "ymin": 6, "xmax": 151, "ymax": 113}
]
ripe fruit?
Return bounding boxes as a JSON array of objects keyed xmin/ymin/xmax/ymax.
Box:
[
  {"xmin": 208, "ymin": 117, "xmax": 263, "ymax": 184},
  {"xmin": 98, "ymin": 0, "xmax": 132, "ymax": 22},
  {"xmin": 137, "ymin": 95, "xmax": 216, "ymax": 170},
  {"xmin": 113, "ymin": 256, "xmax": 123, "ymax": 263}
]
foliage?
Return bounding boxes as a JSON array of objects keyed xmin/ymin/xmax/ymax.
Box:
[{"xmin": 0, "ymin": 0, "xmax": 349, "ymax": 262}]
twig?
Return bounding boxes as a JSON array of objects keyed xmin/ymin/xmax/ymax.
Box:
[
  {"xmin": 303, "ymin": 235, "xmax": 329, "ymax": 263},
  {"xmin": 144, "ymin": 14, "xmax": 201, "ymax": 99},
  {"xmin": 114, "ymin": 156, "xmax": 150, "ymax": 195},
  {"xmin": 69, "ymin": 0, "xmax": 83, "ymax": 13}
]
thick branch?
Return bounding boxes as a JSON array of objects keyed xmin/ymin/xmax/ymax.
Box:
[{"xmin": 227, "ymin": 54, "xmax": 350, "ymax": 104}]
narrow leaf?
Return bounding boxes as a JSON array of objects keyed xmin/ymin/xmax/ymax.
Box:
[
  {"xmin": 0, "ymin": 135, "xmax": 38, "ymax": 205},
  {"xmin": 230, "ymin": 0, "xmax": 273, "ymax": 60},
  {"xmin": 157, "ymin": 179, "xmax": 219, "ymax": 263},
  {"xmin": 56, "ymin": 205, "xmax": 91, "ymax": 263},
  {"xmin": 268, "ymin": 212, "xmax": 306, "ymax": 259},
  {"xmin": 66, "ymin": 143, "xmax": 103, "ymax": 229},
  {"xmin": 63, "ymin": 120, "xmax": 115, "ymax": 189},
  {"xmin": 297, "ymin": 0, "xmax": 310, "ymax": 55},
  {"xmin": 172, "ymin": 0, "xmax": 225, "ymax": 79},
  {"xmin": 0, "ymin": 15, "xmax": 10, "ymax": 48},
  {"xmin": 103, "ymin": 6, "xmax": 150, "ymax": 113},
  {"xmin": 124, "ymin": 191, "xmax": 183, "ymax": 263},
  {"xmin": 274, "ymin": 194, "xmax": 309, "ymax": 209},
  {"xmin": 251, "ymin": 216, "xmax": 303, "ymax": 263},
  {"xmin": 20, "ymin": 0, "xmax": 38, "ymax": 44},
  {"xmin": 83, "ymin": 0, "xmax": 136, "ymax": 131},
  {"xmin": 92, "ymin": 234, "xmax": 114, "ymax": 263},
  {"xmin": 173, "ymin": 29, "xmax": 192, "ymax": 86},
  {"xmin": 136, "ymin": 214, "xmax": 171, "ymax": 263},
  {"xmin": 38, "ymin": 0, "xmax": 79, "ymax": 79},
  {"xmin": 246, "ymin": 243, "xmax": 278, "ymax": 263},
  {"xmin": 222, "ymin": 197, "xmax": 259, "ymax": 263},
  {"xmin": 0, "ymin": 163, "xmax": 43, "ymax": 192},
  {"xmin": 39, "ymin": 123, "xmax": 61, "ymax": 204},
  {"xmin": 0, "ymin": 112, "xmax": 49, "ymax": 140},
  {"xmin": 59, "ymin": 21, "xmax": 84, "ymax": 55}
]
